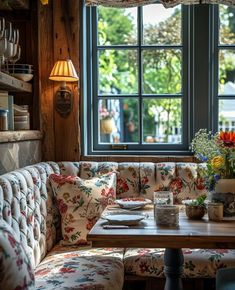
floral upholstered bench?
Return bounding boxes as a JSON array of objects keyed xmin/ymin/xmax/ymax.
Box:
[
  {"xmin": 0, "ymin": 161, "xmax": 235, "ymax": 290},
  {"xmin": 0, "ymin": 161, "xmax": 124, "ymax": 290},
  {"xmin": 73, "ymin": 161, "xmax": 235, "ymax": 282}
]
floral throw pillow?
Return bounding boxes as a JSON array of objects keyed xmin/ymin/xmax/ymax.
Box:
[
  {"xmin": 49, "ymin": 172, "xmax": 116, "ymax": 245},
  {"xmin": 0, "ymin": 219, "xmax": 35, "ymax": 290}
]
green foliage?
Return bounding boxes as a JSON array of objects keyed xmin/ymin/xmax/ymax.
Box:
[
  {"xmin": 97, "ymin": 5, "xmax": 235, "ymax": 143},
  {"xmin": 98, "ymin": 5, "xmax": 183, "ymax": 142},
  {"xmin": 188, "ymin": 195, "xmax": 207, "ymax": 207},
  {"xmin": 218, "ymin": 5, "xmax": 235, "ymax": 95},
  {"xmin": 98, "ymin": 7, "xmax": 136, "ymax": 45}
]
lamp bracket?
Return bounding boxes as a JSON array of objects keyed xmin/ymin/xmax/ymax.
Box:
[{"xmin": 55, "ymin": 86, "xmax": 73, "ymax": 118}]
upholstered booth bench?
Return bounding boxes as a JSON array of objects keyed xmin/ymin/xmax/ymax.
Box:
[{"xmin": 0, "ymin": 161, "xmax": 235, "ymax": 290}]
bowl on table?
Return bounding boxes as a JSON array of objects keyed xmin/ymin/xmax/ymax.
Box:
[{"xmin": 115, "ymin": 198, "xmax": 152, "ymax": 210}]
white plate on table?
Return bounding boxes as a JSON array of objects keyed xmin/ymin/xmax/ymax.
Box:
[
  {"xmin": 102, "ymin": 211, "xmax": 146, "ymax": 225},
  {"xmin": 115, "ymin": 198, "xmax": 152, "ymax": 210}
]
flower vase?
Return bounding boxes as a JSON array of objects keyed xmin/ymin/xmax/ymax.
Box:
[
  {"xmin": 211, "ymin": 179, "xmax": 235, "ymax": 216},
  {"xmin": 100, "ymin": 118, "xmax": 116, "ymax": 134}
]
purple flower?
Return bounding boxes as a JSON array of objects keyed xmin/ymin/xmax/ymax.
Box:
[
  {"xmin": 214, "ymin": 174, "xmax": 220, "ymax": 182},
  {"xmin": 197, "ymin": 153, "xmax": 208, "ymax": 162}
]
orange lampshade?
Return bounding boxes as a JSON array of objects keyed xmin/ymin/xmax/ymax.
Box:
[
  {"xmin": 49, "ymin": 59, "xmax": 79, "ymax": 82},
  {"xmin": 40, "ymin": 0, "xmax": 49, "ymax": 5}
]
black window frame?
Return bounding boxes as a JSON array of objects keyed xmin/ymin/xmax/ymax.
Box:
[
  {"xmin": 214, "ymin": 5, "xmax": 235, "ymax": 131},
  {"xmin": 81, "ymin": 3, "xmax": 219, "ymax": 156}
]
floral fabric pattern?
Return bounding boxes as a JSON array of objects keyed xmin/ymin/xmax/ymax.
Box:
[
  {"xmin": 79, "ymin": 161, "xmax": 118, "ymax": 179},
  {"xmin": 124, "ymin": 248, "xmax": 235, "ymax": 278},
  {"xmin": 35, "ymin": 245, "xmax": 124, "ymax": 290},
  {"xmin": 0, "ymin": 219, "xmax": 35, "ymax": 290},
  {"xmin": 155, "ymin": 162, "xmax": 176, "ymax": 191},
  {"xmin": 1, "ymin": 160, "xmax": 228, "ymax": 290},
  {"xmin": 117, "ymin": 163, "xmax": 140, "ymax": 198},
  {"xmin": 155, "ymin": 162, "xmax": 207, "ymax": 204},
  {"xmin": 0, "ymin": 162, "xmax": 61, "ymax": 268},
  {"xmin": 34, "ymin": 163, "xmax": 62, "ymax": 253},
  {"xmin": 139, "ymin": 163, "xmax": 155, "ymax": 199},
  {"xmin": 49, "ymin": 173, "xmax": 117, "ymax": 245},
  {"xmin": 58, "ymin": 162, "xmax": 80, "ymax": 177}
]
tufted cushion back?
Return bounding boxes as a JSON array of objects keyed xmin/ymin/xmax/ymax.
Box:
[
  {"xmin": 59, "ymin": 161, "xmax": 207, "ymax": 202},
  {"xmin": 0, "ymin": 160, "xmax": 207, "ymax": 269},
  {"xmin": 0, "ymin": 162, "xmax": 60, "ymax": 268}
]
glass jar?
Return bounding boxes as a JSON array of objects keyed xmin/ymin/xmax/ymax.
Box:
[
  {"xmin": 155, "ymin": 205, "xmax": 179, "ymax": 227},
  {"xmin": 0, "ymin": 109, "xmax": 8, "ymax": 131}
]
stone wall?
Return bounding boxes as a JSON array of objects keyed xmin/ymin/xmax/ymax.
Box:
[{"xmin": 0, "ymin": 140, "xmax": 41, "ymax": 174}]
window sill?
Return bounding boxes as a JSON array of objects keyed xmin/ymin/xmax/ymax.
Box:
[{"xmin": 81, "ymin": 155, "xmax": 196, "ymax": 163}]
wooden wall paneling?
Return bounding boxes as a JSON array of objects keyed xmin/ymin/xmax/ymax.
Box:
[
  {"xmin": 52, "ymin": 0, "xmax": 80, "ymax": 161},
  {"xmin": 39, "ymin": 0, "xmax": 55, "ymax": 161},
  {"xmin": 30, "ymin": 0, "xmax": 40, "ymax": 130}
]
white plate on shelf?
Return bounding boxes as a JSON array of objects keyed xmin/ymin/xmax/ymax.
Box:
[
  {"xmin": 102, "ymin": 211, "xmax": 146, "ymax": 225},
  {"xmin": 115, "ymin": 198, "xmax": 152, "ymax": 209}
]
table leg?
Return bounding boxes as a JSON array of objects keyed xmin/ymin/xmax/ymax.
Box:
[{"xmin": 164, "ymin": 248, "xmax": 184, "ymax": 290}]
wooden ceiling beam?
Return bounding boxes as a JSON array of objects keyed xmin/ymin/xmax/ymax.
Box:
[{"xmin": 0, "ymin": 0, "xmax": 29, "ymax": 10}]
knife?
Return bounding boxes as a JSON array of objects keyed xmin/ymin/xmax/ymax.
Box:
[{"xmin": 102, "ymin": 225, "xmax": 156, "ymax": 229}]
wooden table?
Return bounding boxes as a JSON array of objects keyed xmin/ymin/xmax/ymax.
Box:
[{"xmin": 87, "ymin": 207, "xmax": 235, "ymax": 290}]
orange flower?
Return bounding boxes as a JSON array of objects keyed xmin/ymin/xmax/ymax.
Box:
[{"xmin": 219, "ymin": 131, "xmax": 235, "ymax": 147}]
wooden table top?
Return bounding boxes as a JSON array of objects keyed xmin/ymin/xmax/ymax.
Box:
[{"xmin": 87, "ymin": 206, "xmax": 235, "ymax": 249}]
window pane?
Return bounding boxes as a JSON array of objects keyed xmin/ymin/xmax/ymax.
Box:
[
  {"xmin": 219, "ymin": 50, "xmax": 235, "ymax": 95},
  {"xmin": 219, "ymin": 99, "xmax": 235, "ymax": 131},
  {"xmin": 98, "ymin": 49, "xmax": 138, "ymax": 95},
  {"xmin": 143, "ymin": 5, "xmax": 181, "ymax": 45},
  {"xmin": 219, "ymin": 5, "xmax": 235, "ymax": 45},
  {"xmin": 143, "ymin": 98, "xmax": 182, "ymax": 144},
  {"xmin": 98, "ymin": 7, "xmax": 137, "ymax": 45},
  {"xmin": 98, "ymin": 99, "xmax": 139, "ymax": 144},
  {"xmin": 143, "ymin": 49, "xmax": 182, "ymax": 94}
]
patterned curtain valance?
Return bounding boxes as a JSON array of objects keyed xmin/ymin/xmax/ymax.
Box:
[{"xmin": 85, "ymin": 0, "xmax": 235, "ymax": 8}]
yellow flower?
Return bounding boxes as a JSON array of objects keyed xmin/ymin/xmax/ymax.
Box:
[{"xmin": 211, "ymin": 156, "xmax": 225, "ymax": 170}]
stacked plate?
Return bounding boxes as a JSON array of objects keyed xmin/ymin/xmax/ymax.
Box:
[
  {"xmin": 4, "ymin": 64, "xmax": 34, "ymax": 82},
  {"xmin": 14, "ymin": 104, "xmax": 30, "ymax": 130},
  {"xmin": 115, "ymin": 198, "xmax": 152, "ymax": 210}
]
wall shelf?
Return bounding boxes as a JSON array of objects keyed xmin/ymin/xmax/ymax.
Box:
[
  {"xmin": 0, "ymin": 130, "xmax": 42, "ymax": 143},
  {"xmin": 0, "ymin": 71, "xmax": 32, "ymax": 93}
]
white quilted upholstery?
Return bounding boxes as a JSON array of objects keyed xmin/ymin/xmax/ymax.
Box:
[{"xmin": 0, "ymin": 162, "xmax": 60, "ymax": 268}]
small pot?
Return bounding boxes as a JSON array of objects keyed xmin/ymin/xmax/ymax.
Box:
[{"xmin": 185, "ymin": 205, "xmax": 206, "ymax": 220}]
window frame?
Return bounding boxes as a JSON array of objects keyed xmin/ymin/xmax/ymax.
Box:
[
  {"xmin": 214, "ymin": 5, "xmax": 235, "ymax": 131},
  {"xmin": 82, "ymin": 3, "xmax": 218, "ymax": 156}
]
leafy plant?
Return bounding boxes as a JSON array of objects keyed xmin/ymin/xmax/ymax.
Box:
[{"xmin": 188, "ymin": 195, "xmax": 207, "ymax": 208}]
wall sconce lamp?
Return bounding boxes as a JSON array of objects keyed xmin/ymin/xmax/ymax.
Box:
[
  {"xmin": 40, "ymin": 0, "xmax": 49, "ymax": 5},
  {"xmin": 49, "ymin": 59, "xmax": 79, "ymax": 118}
]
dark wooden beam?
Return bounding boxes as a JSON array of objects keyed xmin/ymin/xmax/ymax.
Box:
[
  {"xmin": 39, "ymin": 0, "xmax": 55, "ymax": 161},
  {"xmin": 53, "ymin": 0, "xmax": 81, "ymax": 161},
  {"xmin": 0, "ymin": 0, "xmax": 29, "ymax": 10}
]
